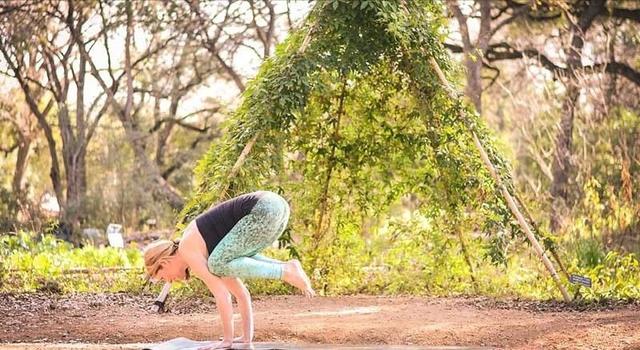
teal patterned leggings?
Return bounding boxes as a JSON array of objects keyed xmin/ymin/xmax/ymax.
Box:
[{"xmin": 207, "ymin": 192, "xmax": 290, "ymax": 280}]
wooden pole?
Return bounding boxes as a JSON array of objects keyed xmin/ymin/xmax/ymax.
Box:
[
  {"xmin": 456, "ymin": 227, "xmax": 479, "ymax": 293},
  {"xmin": 513, "ymin": 191, "xmax": 571, "ymax": 281},
  {"xmin": 427, "ymin": 57, "xmax": 572, "ymax": 303},
  {"xmin": 217, "ymin": 133, "xmax": 261, "ymax": 201},
  {"xmin": 213, "ymin": 18, "xmax": 315, "ymax": 202}
]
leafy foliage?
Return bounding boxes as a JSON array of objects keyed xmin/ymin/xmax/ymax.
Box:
[
  {"xmin": 180, "ymin": 0, "xmax": 551, "ymax": 283},
  {"xmin": 3, "ymin": 224, "xmax": 638, "ymax": 301},
  {"xmin": 2, "ymin": 0, "xmax": 638, "ymax": 303},
  {"xmin": 1, "ymin": 232, "xmax": 145, "ymax": 293}
]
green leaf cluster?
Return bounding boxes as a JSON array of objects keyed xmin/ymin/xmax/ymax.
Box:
[{"xmin": 179, "ymin": 0, "xmax": 556, "ymax": 285}]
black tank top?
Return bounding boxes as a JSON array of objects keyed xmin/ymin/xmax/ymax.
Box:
[{"xmin": 195, "ymin": 191, "xmax": 266, "ymax": 254}]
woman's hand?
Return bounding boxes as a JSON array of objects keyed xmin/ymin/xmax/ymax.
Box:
[
  {"xmin": 218, "ymin": 335, "xmax": 252, "ymax": 343},
  {"xmin": 221, "ymin": 277, "xmax": 254, "ymax": 343},
  {"xmin": 197, "ymin": 340, "xmax": 233, "ymax": 350},
  {"xmin": 233, "ymin": 335, "xmax": 251, "ymax": 343},
  {"xmin": 181, "ymin": 253, "xmax": 235, "ymax": 343}
]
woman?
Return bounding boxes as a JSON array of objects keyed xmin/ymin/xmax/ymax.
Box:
[{"xmin": 143, "ymin": 190, "xmax": 315, "ymax": 349}]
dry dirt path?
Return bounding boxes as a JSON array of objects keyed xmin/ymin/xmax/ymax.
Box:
[{"xmin": 0, "ymin": 293, "xmax": 638, "ymax": 350}]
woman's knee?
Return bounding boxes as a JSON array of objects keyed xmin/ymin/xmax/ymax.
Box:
[
  {"xmin": 261, "ymin": 192, "xmax": 288, "ymax": 213},
  {"xmin": 208, "ymin": 253, "xmax": 231, "ymax": 276}
]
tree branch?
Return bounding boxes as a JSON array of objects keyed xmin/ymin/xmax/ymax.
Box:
[
  {"xmin": 84, "ymin": 95, "xmax": 110, "ymax": 147},
  {"xmin": 482, "ymin": 62, "xmax": 500, "ymax": 89},
  {"xmin": 0, "ymin": 2, "xmax": 29, "ymax": 16},
  {"xmin": 98, "ymin": 0, "xmax": 116, "ymax": 83},
  {"xmin": 589, "ymin": 61, "xmax": 640, "ymax": 86},
  {"xmin": 148, "ymin": 108, "xmax": 218, "ymax": 133},
  {"xmin": 0, "ymin": 68, "xmax": 49, "ymax": 91},
  {"xmin": 0, "ymin": 141, "xmax": 18, "ymax": 156},
  {"xmin": 444, "ymin": 42, "xmax": 463, "ymax": 53},
  {"xmin": 485, "ymin": 42, "xmax": 565, "ymax": 74},
  {"xmin": 447, "ymin": 41, "xmax": 640, "ymax": 87},
  {"xmin": 490, "ymin": 3, "xmax": 530, "ymax": 38},
  {"xmin": 611, "ymin": 7, "xmax": 640, "ymax": 23},
  {"xmin": 447, "ymin": 0, "xmax": 472, "ymax": 52}
]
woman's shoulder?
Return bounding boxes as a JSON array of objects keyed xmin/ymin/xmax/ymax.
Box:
[{"xmin": 178, "ymin": 222, "xmax": 207, "ymax": 257}]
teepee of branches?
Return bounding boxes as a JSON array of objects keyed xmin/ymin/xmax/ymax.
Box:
[{"xmin": 168, "ymin": 0, "xmax": 571, "ymax": 302}]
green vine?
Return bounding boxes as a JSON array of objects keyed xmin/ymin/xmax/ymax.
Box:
[{"xmin": 178, "ymin": 0, "xmax": 558, "ymax": 266}]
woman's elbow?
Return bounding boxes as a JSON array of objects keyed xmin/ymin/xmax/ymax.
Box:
[{"xmin": 207, "ymin": 281, "xmax": 232, "ymax": 302}]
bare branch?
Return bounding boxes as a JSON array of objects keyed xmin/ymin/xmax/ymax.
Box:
[
  {"xmin": 285, "ymin": 0, "xmax": 294, "ymax": 29},
  {"xmin": 588, "ymin": 61, "xmax": 640, "ymax": 87},
  {"xmin": 214, "ymin": 51, "xmax": 246, "ymax": 91},
  {"xmin": 490, "ymin": 4, "xmax": 530, "ymax": 37},
  {"xmin": 611, "ymin": 7, "xmax": 640, "ymax": 23},
  {"xmin": 148, "ymin": 107, "xmax": 220, "ymax": 133},
  {"xmin": 238, "ymin": 41, "xmax": 263, "ymax": 58},
  {"xmin": 448, "ymin": 41, "xmax": 640, "ymax": 87},
  {"xmin": 0, "ymin": 141, "xmax": 19, "ymax": 156},
  {"xmin": 187, "ymin": 0, "xmax": 246, "ymax": 91},
  {"xmin": 123, "ymin": 0, "xmax": 133, "ymax": 118},
  {"xmin": 447, "ymin": 0, "xmax": 472, "ymax": 52},
  {"xmin": 482, "ymin": 62, "xmax": 500, "ymax": 89},
  {"xmin": 484, "ymin": 42, "xmax": 565, "ymax": 74},
  {"xmin": 84, "ymin": 96, "xmax": 110, "ymax": 150},
  {"xmin": 0, "ymin": 68, "xmax": 49, "ymax": 91},
  {"xmin": 98, "ymin": 0, "xmax": 116, "ymax": 83}
]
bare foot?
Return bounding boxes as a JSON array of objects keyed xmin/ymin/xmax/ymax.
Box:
[{"xmin": 283, "ymin": 259, "xmax": 316, "ymax": 297}]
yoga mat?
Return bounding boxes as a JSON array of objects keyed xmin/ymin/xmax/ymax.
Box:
[
  {"xmin": 143, "ymin": 338, "xmax": 494, "ymax": 350},
  {"xmin": 142, "ymin": 337, "xmax": 214, "ymax": 350}
]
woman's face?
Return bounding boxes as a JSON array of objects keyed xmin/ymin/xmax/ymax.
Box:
[{"xmin": 155, "ymin": 258, "xmax": 189, "ymax": 282}]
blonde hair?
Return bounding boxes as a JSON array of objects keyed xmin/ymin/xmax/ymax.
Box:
[{"xmin": 143, "ymin": 239, "xmax": 179, "ymax": 277}]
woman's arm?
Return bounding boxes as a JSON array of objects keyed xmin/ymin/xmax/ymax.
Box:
[
  {"xmin": 221, "ymin": 277, "xmax": 253, "ymax": 343},
  {"xmin": 183, "ymin": 254, "xmax": 235, "ymax": 347}
]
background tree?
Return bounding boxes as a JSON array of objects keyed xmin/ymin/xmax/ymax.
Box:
[
  {"xmin": 445, "ymin": 0, "xmax": 640, "ymax": 236},
  {"xmin": 0, "ymin": 0, "xmax": 297, "ymax": 236},
  {"xmin": 0, "ymin": 1, "xmax": 111, "ymax": 239}
]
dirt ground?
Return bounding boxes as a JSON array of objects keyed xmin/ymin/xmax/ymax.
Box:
[{"xmin": 0, "ymin": 293, "xmax": 638, "ymax": 350}]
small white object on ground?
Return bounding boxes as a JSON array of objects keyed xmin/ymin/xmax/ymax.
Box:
[{"xmin": 106, "ymin": 223, "xmax": 124, "ymax": 248}]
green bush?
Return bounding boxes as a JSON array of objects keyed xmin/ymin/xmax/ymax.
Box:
[
  {"xmin": 568, "ymin": 251, "xmax": 640, "ymax": 301},
  {"xmin": 1, "ymin": 231, "xmax": 146, "ymax": 293},
  {"xmin": 3, "ymin": 220, "xmax": 639, "ymax": 302}
]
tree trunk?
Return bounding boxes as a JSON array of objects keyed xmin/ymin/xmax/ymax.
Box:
[
  {"xmin": 122, "ymin": 0, "xmax": 183, "ymax": 209},
  {"xmin": 549, "ymin": 0, "xmax": 603, "ymax": 230},
  {"xmin": 550, "ymin": 84, "xmax": 578, "ymax": 230},
  {"xmin": 447, "ymin": 0, "xmax": 492, "ymax": 114},
  {"xmin": 12, "ymin": 135, "xmax": 31, "ymax": 220},
  {"xmin": 465, "ymin": 56, "xmax": 483, "ymax": 113},
  {"xmin": 129, "ymin": 126, "xmax": 185, "ymax": 209},
  {"xmin": 12, "ymin": 135, "xmax": 30, "ymax": 196},
  {"xmin": 68, "ymin": 0, "xmax": 185, "ymax": 210},
  {"xmin": 63, "ymin": 146, "xmax": 88, "ymax": 241}
]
